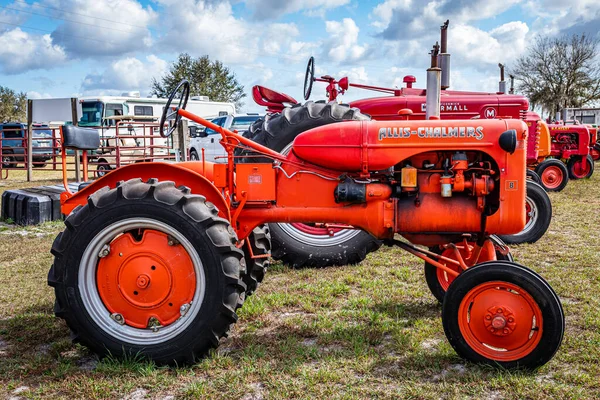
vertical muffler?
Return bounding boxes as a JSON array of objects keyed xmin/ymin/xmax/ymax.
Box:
[
  {"xmin": 439, "ymin": 20, "xmax": 451, "ymax": 90},
  {"xmin": 509, "ymin": 74, "xmax": 515, "ymax": 94},
  {"xmin": 426, "ymin": 43, "xmax": 442, "ymax": 120},
  {"xmin": 498, "ymin": 63, "xmax": 507, "ymax": 94}
]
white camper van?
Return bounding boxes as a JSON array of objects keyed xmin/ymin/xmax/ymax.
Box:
[{"xmin": 77, "ymin": 92, "xmax": 236, "ymax": 129}]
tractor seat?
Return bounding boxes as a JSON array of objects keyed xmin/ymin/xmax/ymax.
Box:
[
  {"xmin": 61, "ymin": 125, "xmax": 100, "ymax": 150},
  {"xmin": 252, "ymin": 85, "xmax": 298, "ymax": 111}
]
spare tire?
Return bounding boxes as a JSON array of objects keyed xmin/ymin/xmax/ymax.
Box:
[{"xmin": 240, "ymin": 101, "xmax": 381, "ymax": 269}]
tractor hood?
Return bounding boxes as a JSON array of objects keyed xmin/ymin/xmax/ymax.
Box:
[{"xmin": 292, "ymin": 119, "xmax": 528, "ymax": 172}]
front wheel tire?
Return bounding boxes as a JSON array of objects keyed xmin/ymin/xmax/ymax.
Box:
[
  {"xmin": 535, "ymin": 159, "xmax": 569, "ymax": 192},
  {"xmin": 498, "ymin": 181, "xmax": 551, "ymax": 244},
  {"xmin": 442, "ymin": 261, "xmax": 564, "ymax": 369},
  {"xmin": 48, "ymin": 178, "xmax": 246, "ymax": 365}
]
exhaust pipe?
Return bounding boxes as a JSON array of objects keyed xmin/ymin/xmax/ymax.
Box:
[
  {"xmin": 439, "ymin": 20, "xmax": 451, "ymax": 90},
  {"xmin": 498, "ymin": 63, "xmax": 507, "ymax": 94},
  {"xmin": 509, "ymin": 74, "xmax": 515, "ymax": 94},
  {"xmin": 426, "ymin": 43, "xmax": 442, "ymax": 120}
]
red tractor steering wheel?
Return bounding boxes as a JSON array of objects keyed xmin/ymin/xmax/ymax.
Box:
[
  {"xmin": 303, "ymin": 56, "xmax": 315, "ymax": 101},
  {"xmin": 159, "ymin": 80, "xmax": 190, "ymax": 138}
]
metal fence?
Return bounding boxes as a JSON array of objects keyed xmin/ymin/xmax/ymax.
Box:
[{"xmin": 1, "ymin": 121, "xmax": 175, "ymax": 181}]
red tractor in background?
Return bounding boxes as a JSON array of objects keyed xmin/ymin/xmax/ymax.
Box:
[{"xmin": 247, "ymin": 22, "xmax": 554, "ymax": 274}]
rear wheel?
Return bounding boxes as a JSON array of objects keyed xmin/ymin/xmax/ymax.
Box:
[
  {"xmin": 48, "ymin": 178, "xmax": 245, "ymax": 365},
  {"xmin": 442, "ymin": 261, "xmax": 564, "ymax": 369},
  {"xmin": 241, "ymin": 101, "xmax": 380, "ymax": 268},
  {"xmin": 567, "ymin": 155, "xmax": 594, "ymax": 179},
  {"xmin": 424, "ymin": 235, "xmax": 513, "ymax": 303},
  {"xmin": 96, "ymin": 160, "xmax": 112, "ymax": 177},
  {"xmin": 535, "ymin": 159, "xmax": 569, "ymax": 192},
  {"xmin": 498, "ymin": 181, "xmax": 551, "ymax": 244}
]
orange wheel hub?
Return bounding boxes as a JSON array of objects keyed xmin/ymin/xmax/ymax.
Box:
[
  {"xmin": 541, "ymin": 166, "xmax": 563, "ymax": 189},
  {"xmin": 458, "ymin": 281, "xmax": 543, "ymax": 361},
  {"xmin": 97, "ymin": 229, "xmax": 196, "ymax": 329},
  {"xmin": 436, "ymin": 240, "xmax": 496, "ymax": 291}
]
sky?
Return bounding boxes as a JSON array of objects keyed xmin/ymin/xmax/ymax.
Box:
[{"xmin": 0, "ymin": 0, "xmax": 599, "ymax": 113}]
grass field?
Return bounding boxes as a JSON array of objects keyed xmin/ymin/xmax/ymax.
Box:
[{"xmin": 1, "ymin": 168, "xmax": 599, "ymax": 399}]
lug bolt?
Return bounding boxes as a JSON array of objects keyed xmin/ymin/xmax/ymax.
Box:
[
  {"xmin": 111, "ymin": 313, "xmax": 125, "ymax": 325},
  {"xmin": 98, "ymin": 244, "xmax": 110, "ymax": 258}
]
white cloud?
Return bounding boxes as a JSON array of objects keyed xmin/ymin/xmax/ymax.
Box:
[
  {"xmin": 81, "ymin": 55, "xmax": 168, "ymax": 94},
  {"xmin": 0, "ymin": 28, "xmax": 66, "ymax": 74},
  {"xmin": 49, "ymin": 0, "xmax": 156, "ymax": 57},
  {"xmin": 156, "ymin": 0, "xmax": 257, "ymax": 64},
  {"xmin": 322, "ymin": 18, "xmax": 368, "ymax": 64},
  {"xmin": 449, "ymin": 22, "xmax": 529, "ymax": 68},
  {"xmin": 245, "ymin": 0, "xmax": 350, "ymax": 20}
]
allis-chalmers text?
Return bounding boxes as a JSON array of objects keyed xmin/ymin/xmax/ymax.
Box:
[{"xmin": 378, "ymin": 126, "xmax": 485, "ymax": 141}]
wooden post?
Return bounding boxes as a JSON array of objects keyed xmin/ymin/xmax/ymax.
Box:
[
  {"xmin": 175, "ymin": 120, "xmax": 189, "ymax": 162},
  {"xmin": 71, "ymin": 98, "xmax": 81, "ymax": 182},
  {"xmin": 26, "ymin": 99, "xmax": 33, "ymax": 182}
]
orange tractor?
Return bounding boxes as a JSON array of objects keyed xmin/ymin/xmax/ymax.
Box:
[{"xmin": 49, "ymin": 76, "xmax": 564, "ymax": 369}]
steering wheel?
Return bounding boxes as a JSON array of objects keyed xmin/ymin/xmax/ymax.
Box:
[
  {"xmin": 159, "ymin": 80, "xmax": 190, "ymax": 138},
  {"xmin": 303, "ymin": 56, "xmax": 315, "ymax": 101}
]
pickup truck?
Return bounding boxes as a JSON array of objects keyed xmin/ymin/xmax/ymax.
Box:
[
  {"xmin": 1, "ymin": 123, "xmax": 54, "ymax": 168},
  {"xmin": 188, "ymin": 114, "xmax": 263, "ymax": 162}
]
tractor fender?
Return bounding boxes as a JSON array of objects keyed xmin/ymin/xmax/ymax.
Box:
[{"xmin": 61, "ymin": 162, "xmax": 230, "ymax": 221}]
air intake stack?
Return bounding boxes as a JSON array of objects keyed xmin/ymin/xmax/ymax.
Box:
[
  {"xmin": 509, "ymin": 74, "xmax": 515, "ymax": 94},
  {"xmin": 439, "ymin": 20, "xmax": 451, "ymax": 90}
]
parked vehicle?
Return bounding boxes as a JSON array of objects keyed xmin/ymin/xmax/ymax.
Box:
[
  {"xmin": 1, "ymin": 123, "xmax": 54, "ymax": 168},
  {"xmin": 189, "ymin": 114, "xmax": 263, "ymax": 162}
]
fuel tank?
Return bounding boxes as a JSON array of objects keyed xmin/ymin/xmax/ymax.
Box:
[{"xmin": 292, "ymin": 119, "xmax": 528, "ymax": 172}]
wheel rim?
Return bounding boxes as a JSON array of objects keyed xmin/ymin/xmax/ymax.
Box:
[
  {"xmin": 436, "ymin": 241, "xmax": 497, "ymax": 291},
  {"xmin": 520, "ymin": 197, "xmax": 538, "ymax": 236},
  {"xmin": 79, "ymin": 218, "xmax": 205, "ymax": 345},
  {"xmin": 276, "ymin": 142, "xmax": 361, "ymax": 245},
  {"xmin": 458, "ymin": 281, "xmax": 543, "ymax": 362},
  {"xmin": 570, "ymin": 158, "xmax": 590, "ymax": 178},
  {"xmin": 540, "ymin": 165, "xmax": 564, "ymax": 189}
]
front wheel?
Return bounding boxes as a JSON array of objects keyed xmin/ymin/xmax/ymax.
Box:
[
  {"xmin": 442, "ymin": 261, "xmax": 564, "ymax": 369},
  {"xmin": 48, "ymin": 178, "xmax": 246, "ymax": 365},
  {"xmin": 567, "ymin": 155, "xmax": 594, "ymax": 179},
  {"xmin": 526, "ymin": 169, "xmax": 541, "ymax": 184},
  {"xmin": 498, "ymin": 181, "xmax": 551, "ymax": 244},
  {"xmin": 2, "ymin": 152, "xmax": 16, "ymax": 168},
  {"xmin": 96, "ymin": 161, "xmax": 112, "ymax": 177},
  {"xmin": 190, "ymin": 149, "xmax": 200, "ymax": 161},
  {"xmin": 535, "ymin": 159, "xmax": 569, "ymax": 192}
]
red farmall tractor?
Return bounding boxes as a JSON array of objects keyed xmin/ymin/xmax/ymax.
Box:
[
  {"xmin": 247, "ymin": 25, "xmax": 553, "ymax": 273},
  {"xmin": 49, "ymin": 74, "xmax": 564, "ymax": 369}
]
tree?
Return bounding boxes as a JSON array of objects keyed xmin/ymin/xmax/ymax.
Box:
[
  {"xmin": 0, "ymin": 86, "xmax": 27, "ymax": 122},
  {"xmin": 513, "ymin": 34, "xmax": 600, "ymax": 118},
  {"xmin": 152, "ymin": 54, "xmax": 246, "ymax": 109}
]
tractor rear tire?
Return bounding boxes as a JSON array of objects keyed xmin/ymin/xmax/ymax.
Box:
[
  {"xmin": 535, "ymin": 159, "xmax": 569, "ymax": 192},
  {"xmin": 442, "ymin": 261, "xmax": 564, "ymax": 369},
  {"xmin": 526, "ymin": 169, "xmax": 541, "ymax": 185},
  {"xmin": 48, "ymin": 178, "xmax": 246, "ymax": 365},
  {"xmin": 241, "ymin": 101, "xmax": 381, "ymax": 269},
  {"xmin": 424, "ymin": 235, "xmax": 513, "ymax": 304},
  {"xmin": 567, "ymin": 155, "xmax": 594, "ymax": 179},
  {"xmin": 242, "ymin": 225, "xmax": 271, "ymax": 296},
  {"xmin": 498, "ymin": 181, "xmax": 551, "ymax": 245},
  {"xmin": 592, "ymin": 144, "xmax": 600, "ymax": 161}
]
